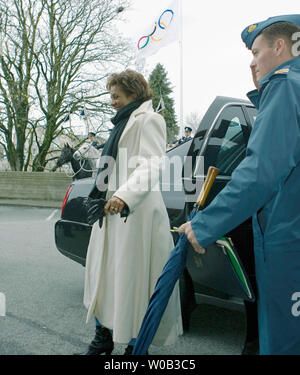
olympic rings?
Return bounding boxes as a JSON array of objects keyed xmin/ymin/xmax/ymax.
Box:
[
  {"xmin": 158, "ymin": 9, "xmax": 174, "ymax": 29},
  {"xmin": 137, "ymin": 9, "xmax": 175, "ymax": 50},
  {"xmin": 150, "ymin": 22, "xmax": 166, "ymax": 42},
  {"xmin": 138, "ymin": 23, "xmax": 157, "ymax": 50}
]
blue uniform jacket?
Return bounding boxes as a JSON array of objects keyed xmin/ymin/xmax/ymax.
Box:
[
  {"xmin": 191, "ymin": 57, "xmax": 300, "ymax": 257},
  {"xmin": 191, "ymin": 57, "xmax": 300, "ymax": 354}
]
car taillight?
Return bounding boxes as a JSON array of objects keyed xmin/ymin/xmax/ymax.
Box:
[{"xmin": 61, "ymin": 184, "xmax": 73, "ymax": 217}]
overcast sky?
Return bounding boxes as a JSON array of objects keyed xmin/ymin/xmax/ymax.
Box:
[{"xmin": 116, "ymin": 0, "xmax": 300, "ymax": 129}]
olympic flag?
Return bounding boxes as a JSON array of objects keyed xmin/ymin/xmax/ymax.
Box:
[{"xmin": 136, "ymin": 0, "xmax": 181, "ymax": 61}]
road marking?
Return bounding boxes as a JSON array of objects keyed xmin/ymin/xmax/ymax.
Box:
[{"xmin": 46, "ymin": 209, "xmax": 59, "ymax": 221}]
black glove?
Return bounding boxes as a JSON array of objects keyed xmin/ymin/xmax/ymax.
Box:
[
  {"xmin": 84, "ymin": 197, "xmax": 130, "ymax": 228},
  {"xmin": 84, "ymin": 197, "xmax": 106, "ymax": 227}
]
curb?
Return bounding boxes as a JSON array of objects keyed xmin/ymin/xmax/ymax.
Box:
[{"xmin": 0, "ymin": 199, "xmax": 62, "ymax": 209}]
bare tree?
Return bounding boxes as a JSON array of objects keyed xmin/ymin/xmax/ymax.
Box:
[
  {"xmin": 0, "ymin": 0, "xmax": 43, "ymax": 170},
  {"xmin": 185, "ymin": 111, "xmax": 203, "ymax": 133},
  {"xmin": 0, "ymin": 0, "xmax": 131, "ymax": 171}
]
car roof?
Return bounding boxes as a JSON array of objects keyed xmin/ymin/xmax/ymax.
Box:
[{"xmin": 214, "ymin": 95, "xmax": 252, "ymax": 107}]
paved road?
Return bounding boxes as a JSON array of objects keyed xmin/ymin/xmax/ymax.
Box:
[{"xmin": 0, "ymin": 205, "xmax": 246, "ymax": 355}]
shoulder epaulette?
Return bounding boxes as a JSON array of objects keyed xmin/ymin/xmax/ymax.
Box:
[{"xmin": 274, "ymin": 68, "xmax": 290, "ymax": 75}]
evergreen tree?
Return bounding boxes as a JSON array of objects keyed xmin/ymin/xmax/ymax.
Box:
[{"xmin": 148, "ymin": 63, "xmax": 179, "ymax": 143}]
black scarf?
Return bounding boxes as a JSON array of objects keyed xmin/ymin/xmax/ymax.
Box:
[{"xmin": 89, "ymin": 99, "xmax": 143, "ymax": 199}]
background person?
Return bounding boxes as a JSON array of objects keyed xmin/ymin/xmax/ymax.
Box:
[
  {"xmin": 81, "ymin": 69, "xmax": 182, "ymax": 355},
  {"xmin": 178, "ymin": 126, "xmax": 193, "ymax": 145},
  {"xmin": 179, "ymin": 15, "xmax": 300, "ymax": 355},
  {"xmin": 88, "ymin": 132, "xmax": 105, "ymax": 150}
]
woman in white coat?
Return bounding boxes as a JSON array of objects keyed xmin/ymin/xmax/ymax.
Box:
[{"xmin": 81, "ymin": 70, "xmax": 182, "ymax": 355}]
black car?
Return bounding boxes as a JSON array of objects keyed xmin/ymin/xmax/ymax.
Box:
[{"xmin": 55, "ymin": 96, "xmax": 258, "ymax": 353}]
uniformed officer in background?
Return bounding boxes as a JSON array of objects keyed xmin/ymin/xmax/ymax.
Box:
[
  {"xmin": 179, "ymin": 15, "xmax": 300, "ymax": 355},
  {"xmin": 178, "ymin": 126, "xmax": 193, "ymax": 144},
  {"xmin": 88, "ymin": 132, "xmax": 105, "ymax": 150}
]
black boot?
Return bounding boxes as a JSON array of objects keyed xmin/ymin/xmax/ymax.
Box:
[
  {"xmin": 76, "ymin": 326, "xmax": 114, "ymax": 355},
  {"xmin": 123, "ymin": 345, "xmax": 148, "ymax": 355},
  {"xmin": 123, "ymin": 345, "xmax": 133, "ymax": 355}
]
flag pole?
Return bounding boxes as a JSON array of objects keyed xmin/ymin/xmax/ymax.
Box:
[
  {"xmin": 179, "ymin": 0, "xmax": 184, "ymax": 137},
  {"xmin": 83, "ymin": 101, "xmax": 90, "ymax": 134}
]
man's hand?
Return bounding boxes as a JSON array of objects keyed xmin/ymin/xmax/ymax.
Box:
[{"xmin": 178, "ymin": 221, "xmax": 206, "ymax": 254}]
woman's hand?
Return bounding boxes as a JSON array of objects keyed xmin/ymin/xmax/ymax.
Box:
[
  {"xmin": 178, "ymin": 221, "xmax": 206, "ymax": 254},
  {"xmin": 104, "ymin": 196, "xmax": 126, "ymax": 215}
]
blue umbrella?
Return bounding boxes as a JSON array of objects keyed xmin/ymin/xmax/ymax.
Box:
[{"xmin": 132, "ymin": 167, "xmax": 219, "ymax": 355}]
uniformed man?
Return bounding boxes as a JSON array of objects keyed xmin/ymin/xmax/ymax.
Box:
[
  {"xmin": 88, "ymin": 132, "xmax": 105, "ymax": 150},
  {"xmin": 178, "ymin": 126, "xmax": 193, "ymax": 144},
  {"xmin": 179, "ymin": 15, "xmax": 300, "ymax": 355}
]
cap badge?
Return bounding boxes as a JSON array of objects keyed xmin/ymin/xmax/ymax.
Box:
[{"xmin": 248, "ymin": 24, "xmax": 258, "ymax": 33}]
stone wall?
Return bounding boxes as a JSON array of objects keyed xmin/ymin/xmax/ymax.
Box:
[{"xmin": 0, "ymin": 172, "xmax": 72, "ymax": 207}]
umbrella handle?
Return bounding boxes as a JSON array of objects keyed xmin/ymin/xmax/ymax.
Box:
[
  {"xmin": 170, "ymin": 167, "xmax": 219, "ymax": 232},
  {"xmin": 196, "ymin": 166, "xmax": 219, "ymax": 207}
]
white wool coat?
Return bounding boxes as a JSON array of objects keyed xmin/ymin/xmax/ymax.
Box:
[{"xmin": 83, "ymin": 100, "xmax": 183, "ymax": 345}]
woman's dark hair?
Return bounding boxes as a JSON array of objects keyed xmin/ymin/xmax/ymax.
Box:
[{"xmin": 106, "ymin": 69, "xmax": 152, "ymax": 102}]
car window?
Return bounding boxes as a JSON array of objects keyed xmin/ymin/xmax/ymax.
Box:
[
  {"xmin": 203, "ymin": 106, "xmax": 251, "ymax": 176},
  {"xmin": 245, "ymin": 106, "xmax": 257, "ymax": 126}
]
